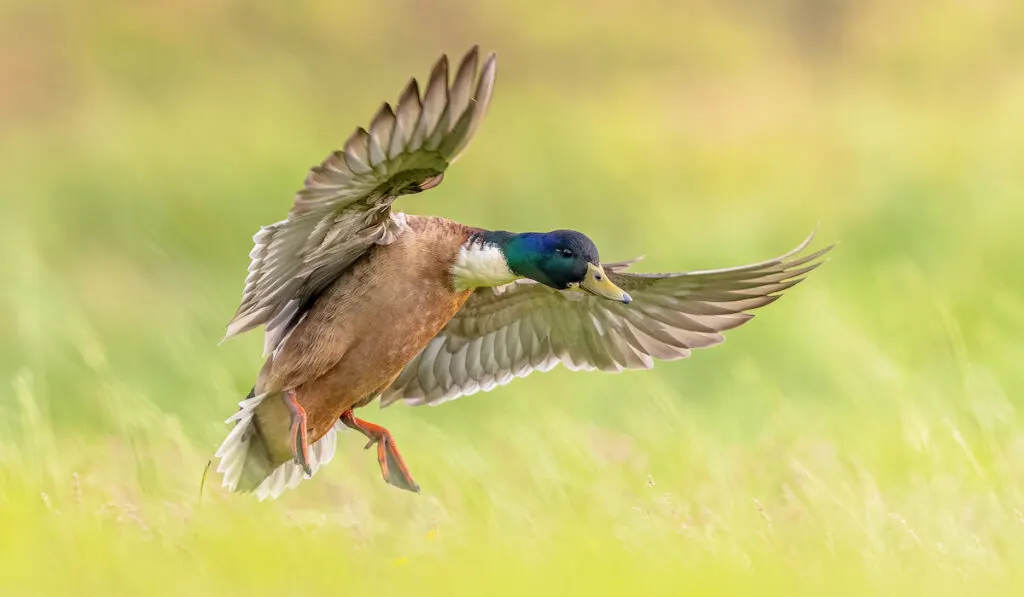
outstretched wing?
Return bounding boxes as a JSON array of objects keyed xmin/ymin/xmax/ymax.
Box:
[
  {"xmin": 225, "ymin": 47, "xmax": 498, "ymax": 355},
  {"xmin": 380, "ymin": 233, "xmax": 832, "ymax": 407}
]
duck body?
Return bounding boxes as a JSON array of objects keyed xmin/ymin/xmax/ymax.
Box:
[
  {"xmin": 237, "ymin": 216, "xmax": 475, "ymax": 491},
  {"xmin": 259, "ymin": 216, "xmax": 476, "ymax": 440},
  {"xmin": 214, "ymin": 47, "xmax": 832, "ymax": 499}
]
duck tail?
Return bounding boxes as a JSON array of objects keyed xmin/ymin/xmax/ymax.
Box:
[{"xmin": 215, "ymin": 387, "xmax": 343, "ymax": 500}]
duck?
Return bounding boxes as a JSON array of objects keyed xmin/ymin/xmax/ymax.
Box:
[{"xmin": 214, "ymin": 46, "xmax": 832, "ymax": 499}]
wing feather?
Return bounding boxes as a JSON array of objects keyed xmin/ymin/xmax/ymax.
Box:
[
  {"xmin": 413, "ymin": 56, "xmax": 449, "ymax": 152},
  {"xmin": 368, "ymin": 103, "xmax": 396, "ymax": 167},
  {"xmin": 380, "ymin": 235, "xmax": 833, "ymax": 407},
  {"xmin": 224, "ymin": 47, "xmax": 498, "ymax": 354},
  {"xmin": 390, "ymin": 78, "xmax": 422, "ymax": 159}
]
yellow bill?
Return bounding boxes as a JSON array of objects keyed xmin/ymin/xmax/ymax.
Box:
[{"xmin": 579, "ymin": 263, "xmax": 632, "ymax": 304}]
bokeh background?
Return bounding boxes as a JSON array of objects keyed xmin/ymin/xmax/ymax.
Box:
[{"xmin": 2, "ymin": 0, "xmax": 1023, "ymax": 594}]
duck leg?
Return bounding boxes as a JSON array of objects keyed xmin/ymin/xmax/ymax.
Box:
[
  {"xmin": 282, "ymin": 389, "xmax": 313, "ymax": 476},
  {"xmin": 340, "ymin": 410, "xmax": 420, "ymax": 493}
]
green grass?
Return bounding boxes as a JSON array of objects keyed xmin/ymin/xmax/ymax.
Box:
[{"xmin": 2, "ymin": 1, "xmax": 1024, "ymax": 594}]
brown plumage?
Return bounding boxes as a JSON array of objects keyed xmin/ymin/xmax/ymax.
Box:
[
  {"xmin": 214, "ymin": 47, "xmax": 832, "ymax": 499},
  {"xmin": 230, "ymin": 217, "xmax": 476, "ymax": 494},
  {"xmin": 263, "ymin": 217, "xmax": 475, "ymax": 428}
]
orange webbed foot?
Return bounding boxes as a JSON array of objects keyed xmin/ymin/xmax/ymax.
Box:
[
  {"xmin": 282, "ymin": 389, "xmax": 312, "ymax": 477},
  {"xmin": 341, "ymin": 410, "xmax": 420, "ymax": 493}
]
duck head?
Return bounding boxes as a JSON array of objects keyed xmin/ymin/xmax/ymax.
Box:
[{"xmin": 480, "ymin": 229, "xmax": 632, "ymax": 304}]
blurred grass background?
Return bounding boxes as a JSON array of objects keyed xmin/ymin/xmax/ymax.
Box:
[{"xmin": 1, "ymin": 0, "xmax": 1023, "ymax": 594}]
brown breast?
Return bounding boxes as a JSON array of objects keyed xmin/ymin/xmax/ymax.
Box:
[{"xmin": 262, "ymin": 215, "xmax": 478, "ymax": 440}]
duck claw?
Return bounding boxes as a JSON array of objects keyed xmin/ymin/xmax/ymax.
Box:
[
  {"xmin": 283, "ymin": 390, "xmax": 313, "ymax": 477},
  {"xmin": 341, "ymin": 410, "xmax": 420, "ymax": 493}
]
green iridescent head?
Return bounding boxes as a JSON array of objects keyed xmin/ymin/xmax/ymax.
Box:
[{"xmin": 482, "ymin": 229, "xmax": 632, "ymax": 303}]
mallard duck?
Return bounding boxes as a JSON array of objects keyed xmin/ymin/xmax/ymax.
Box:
[{"xmin": 214, "ymin": 46, "xmax": 832, "ymax": 499}]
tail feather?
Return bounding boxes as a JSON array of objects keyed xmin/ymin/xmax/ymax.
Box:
[{"xmin": 216, "ymin": 388, "xmax": 342, "ymax": 500}]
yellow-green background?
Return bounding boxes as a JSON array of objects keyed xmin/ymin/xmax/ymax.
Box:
[{"xmin": 1, "ymin": 1, "xmax": 1022, "ymax": 595}]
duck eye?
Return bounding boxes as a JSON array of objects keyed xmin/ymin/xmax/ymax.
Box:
[{"xmin": 557, "ymin": 248, "xmax": 574, "ymax": 258}]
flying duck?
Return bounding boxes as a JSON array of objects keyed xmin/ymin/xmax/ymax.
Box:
[{"xmin": 214, "ymin": 46, "xmax": 832, "ymax": 499}]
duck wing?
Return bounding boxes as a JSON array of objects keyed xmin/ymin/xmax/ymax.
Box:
[
  {"xmin": 225, "ymin": 47, "xmax": 497, "ymax": 355},
  {"xmin": 381, "ymin": 232, "xmax": 832, "ymax": 407}
]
